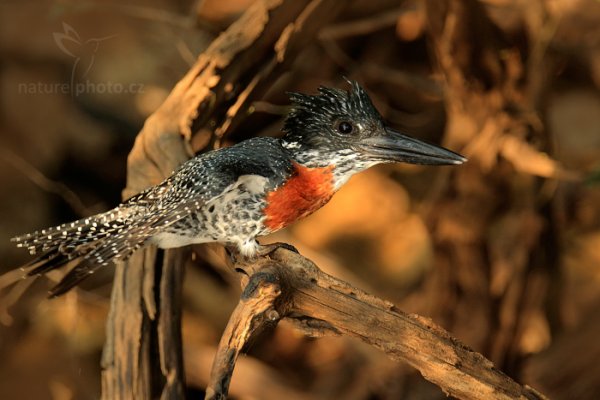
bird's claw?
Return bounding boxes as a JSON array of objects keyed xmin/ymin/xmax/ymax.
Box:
[
  {"xmin": 225, "ymin": 241, "xmax": 300, "ymax": 268},
  {"xmin": 256, "ymin": 242, "xmax": 299, "ymax": 257}
]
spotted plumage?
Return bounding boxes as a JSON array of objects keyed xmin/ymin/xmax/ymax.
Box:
[{"xmin": 12, "ymin": 81, "xmax": 466, "ymax": 297}]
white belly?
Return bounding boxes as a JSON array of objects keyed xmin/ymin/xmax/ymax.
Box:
[{"xmin": 150, "ymin": 232, "xmax": 212, "ymax": 248}]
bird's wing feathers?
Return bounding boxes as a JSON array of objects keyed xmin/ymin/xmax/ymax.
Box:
[
  {"xmin": 16, "ymin": 137, "xmax": 295, "ymax": 297},
  {"xmin": 141, "ymin": 137, "xmax": 295, "ymax": 230}
]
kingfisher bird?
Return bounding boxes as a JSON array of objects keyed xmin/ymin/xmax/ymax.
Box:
[{"xmin": 12, "ymin": 81, "xmax": 465, "ymax": 297}]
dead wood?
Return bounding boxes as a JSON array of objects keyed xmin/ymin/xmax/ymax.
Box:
[
  {"xmin": 206, "ymin": 247, "xmax": 547, "ymax": 400},
  {"xmin": 186, "ymin": 342, "xmax": 313, "ymax": 400}
]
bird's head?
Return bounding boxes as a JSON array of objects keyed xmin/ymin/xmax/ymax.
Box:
[{"xmin": 282, "ymin": 81, "xmax": 466, "ymax": 169}]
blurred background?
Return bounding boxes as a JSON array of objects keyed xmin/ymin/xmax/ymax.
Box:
[{"xmin": 1, "ymin": 0, "xmax": 600, "ymax": 399}]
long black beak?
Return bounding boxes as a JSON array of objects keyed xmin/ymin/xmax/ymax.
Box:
[{"xmin": 358, "ymin": 128, "xmax": 467, "ymax": 165}]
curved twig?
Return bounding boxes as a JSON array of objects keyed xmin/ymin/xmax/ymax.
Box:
[{"xmin": 205, "ymin": 266, "xmax": 283, "ymax": 399}]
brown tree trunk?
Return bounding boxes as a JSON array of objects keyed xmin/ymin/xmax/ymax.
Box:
[{"xmin": 100, "ymin": 1, "xmax": 345, "ymax": 398}]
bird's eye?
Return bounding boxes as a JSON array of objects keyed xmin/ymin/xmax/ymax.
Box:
[{"xmin": 336, "ymin": 121, "xmax": 354, "ymax": 135}]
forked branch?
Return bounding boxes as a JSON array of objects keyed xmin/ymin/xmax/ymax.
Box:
[{"xmin": 206, "ymin": 248, "xmax": 547, "ymax": 400}]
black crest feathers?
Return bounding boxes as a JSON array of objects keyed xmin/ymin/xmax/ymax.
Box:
[{"xmin": 283, "ymin": 80, "xmax": 380, "ymax": 140}]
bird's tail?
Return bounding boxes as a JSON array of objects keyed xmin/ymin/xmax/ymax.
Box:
[
  {"xmin": 11, "ymin": 206, "xmax": 147, "ymax": 297},
  {"xmin": 45, "ymin": 231, "xmax": 148, "ymax": 297}
]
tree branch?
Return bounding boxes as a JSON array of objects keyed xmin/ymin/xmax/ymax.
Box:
[
  {"xmin": 205, "ymin": 266, "xmax": 283, "ymax": 400},
  {"xmin": 207, "ymin": 248, "xmax": 548, "ymax": 400}
]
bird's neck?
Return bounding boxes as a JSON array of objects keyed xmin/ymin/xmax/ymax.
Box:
[{"xmin": 281, "ymin": 139, "xmax": 375, "ymax": 191}]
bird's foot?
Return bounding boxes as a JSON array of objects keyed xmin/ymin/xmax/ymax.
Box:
[
  {"xmin": 225, "ymin": 242, "xmax": 299, "ymax": 266},
  {"xmin": 256, "ymin": 242, "xmax": 299, "ymax": 257}
]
